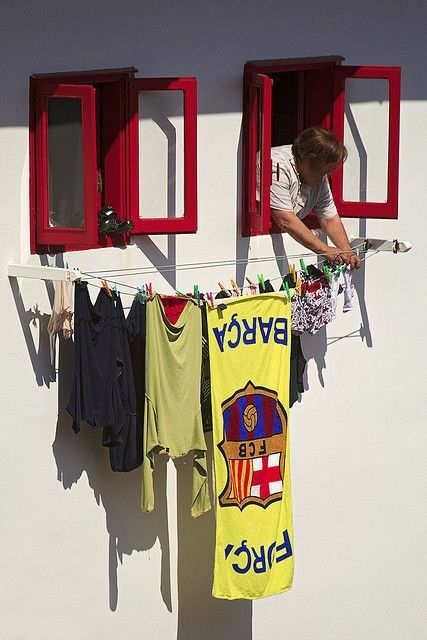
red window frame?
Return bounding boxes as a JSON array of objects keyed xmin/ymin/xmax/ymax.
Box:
[
  {"xmin": 242, "ymin": 69, "xmax": 272, "ymax": 235},
  {"xmin": 242, "ymin": 57, "xmax": 401, "ymax": 237},
  {"xmin": 331, "ymin": 65, "xmax": 401, "ymax": 219},
  {"xmin": 34, "ymin": 83, "xmax": 98, "ymax": 246},
  {"xmin": 128, "ymin": 77, "xmax": 198, "ymax": 234}
]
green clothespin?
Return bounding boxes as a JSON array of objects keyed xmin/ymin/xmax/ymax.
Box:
[
  {"xmin": 112, "ymin": 283, "xmax": 120, "ymax": 297},
  {"xmin": 299, "ymin": 258, "xmax": 309, "ymax": 278},
  {"xmin": 257, "ymin": 274, "xmax": 265, "ymax": 291},
  {"xmin": 284, "ymin": 280, "xmax": 291, "ymax": 300},
  {"xmin": 193, "ymin": 284, "xmax": 201, "ymax": 306},
  {"xmin": 136, "ymin": 285, "xmax": 145, "ymax": 304},
  {"xmin": 323, "ymin": 264, "xmax": 332, "ymax": 284}
]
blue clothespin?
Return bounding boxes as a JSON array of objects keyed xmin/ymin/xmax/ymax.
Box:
[{"xmin": 299, "ymin": 259, "xmax": 309, "ymax": 278}]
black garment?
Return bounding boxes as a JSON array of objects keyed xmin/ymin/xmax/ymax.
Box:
[
  {"xmin": 67, "ymin": 282, "xmax": 139, "ymax": 471},
  {"xmin": 200, "ymin": 301, "xmax": 213, "ymax": 432},
  {"xmin": 289, "ymin": 334, "xmax": 307, "ymax": 407},
  {"xmin": 258, "ymin": 279, "xmax": 274, "ymax": 293},
  {"xmin": 117, "ymin": 296, "xmax": 147, "ymax": 471},
  {"xmin": 107, "ymin": 294, "xmax": 140, "ymax": 472},
  {"xmin": 279, "ymin": 275, "xmax": 307, "ymax": 407},
  {"xmin": 67, "ymin": 282, "xmax": 126, "ymax": 443}
]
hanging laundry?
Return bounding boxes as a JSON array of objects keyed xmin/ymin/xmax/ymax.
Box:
[
  {"xmin": 343, "ymin": 268, "xmax": 355, "ymax": 312},
  {"xmin": 141, "ymin": 294, "xmax": 211, "ymax": 518},
  {"xmin": 47, "ymin": 280, "xmax": 73, "ymax": 365},
  {"xmin": 200, "ymin": 299, "xmax": 213, "ymax": 432},
  {"xmin": 208, "ymin": 293, "xmax": 294, "ymax": 600},
  {"xmin": 123, "ymin": 295, "xmax": 146, "ymax": 470},
  {"xmin": 291, "ymin": 264, "xmax": 335, "ymax": 335},
  {"xmin": 106, "ymin": 292, "xmax": 140, "ymax": 472},
  {"xmin": 67, "ymin": 282, "xmax": 139, "ymax": 472},
  {"xmin": 261, "ymin": 277, "xmax": 307, "ymax": 408}
]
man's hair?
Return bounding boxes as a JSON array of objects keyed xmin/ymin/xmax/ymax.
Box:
[{"xmin": 292, "ymin": 127, "xmax": 347, "ymax": 171}]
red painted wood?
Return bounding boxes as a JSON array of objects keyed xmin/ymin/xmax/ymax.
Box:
[
  {"xmin": 34, "ymin": 83, "xmax": 98, "ymax": 246},
  {"xmin": 128, "ymin": 77, "xmax": 198, "ymax": 234},
  {"xmin": 332, "ymin": 65, "xmax": 401, "ymax": 219},
  {"xmin": 242, "ymin": 69, "xmax": 273, "ymax": 235},
  {"xmin": 30, "ymin": 69, "xmax": 137, "ymax": 254}
]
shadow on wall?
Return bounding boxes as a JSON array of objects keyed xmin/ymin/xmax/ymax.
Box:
[
  {"xmin": 175, "ymin": 442, "xmax": 253, "ymax": 640},
  {"xmin": 51, "ymin": 335, "xmax": 172, "ymax": 612}
]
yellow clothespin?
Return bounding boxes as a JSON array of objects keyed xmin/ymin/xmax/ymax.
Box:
[
  {"xmin": 101, "ymin": 279, "xmax": 112, "ymax": 297},
  {"xmin": 289, "ymin": 264, "xmax": 297, "ymax": 286}
]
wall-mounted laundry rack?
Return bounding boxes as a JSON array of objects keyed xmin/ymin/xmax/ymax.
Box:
[{"xmin": 6, "ymin": 237, "xmax": 412, "ymax": 283}]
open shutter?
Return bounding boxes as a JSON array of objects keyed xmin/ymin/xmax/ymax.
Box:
[
  {"xmin": 128, "ymin": 77, "xmax": 197, "ymax": 234},
  {"xmin": 242, "ymin": 70, "xmax": 273, "ymax": 234},
  {"xmin": 35, "ymin": 83, "xmax": 98, "ymax": 245},
  {"xmin": 332, "ymin": 65, "xmax": 401, "ymax": 219}
]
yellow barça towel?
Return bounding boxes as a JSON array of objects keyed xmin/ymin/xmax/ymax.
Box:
[{"xmin": 207, "ymin": 293, "xmax": 294, "ymax": 600}]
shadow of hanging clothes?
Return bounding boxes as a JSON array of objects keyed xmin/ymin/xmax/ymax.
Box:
[
  {"xmin": 52, "ymin": 322, "xmax": 172, "ymax": 612},
  {"xmin": 175, "ymin": 434, "xmax": 253, "ymax": 640}
]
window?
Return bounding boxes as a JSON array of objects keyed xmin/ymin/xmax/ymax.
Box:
[
  {"xmin": 30, "ymin": 69, "xmax": 198, "ymax": 254},
  {"xmin": 242, "ymin": 56, "xmax": 401, "ymax": 237}
]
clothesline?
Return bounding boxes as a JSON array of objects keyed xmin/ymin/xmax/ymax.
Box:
[
  {"xmin": 83, "ymin": 247, "xmax": 380, "ymax": 299},
  {"xmin": 80, "ymin": 242, "xmax": 367, "ymax": 279}
]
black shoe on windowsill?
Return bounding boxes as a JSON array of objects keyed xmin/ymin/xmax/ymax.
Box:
[{"xmin": 98, "ymin": 206, "xmax": 134, "ymax": 235}]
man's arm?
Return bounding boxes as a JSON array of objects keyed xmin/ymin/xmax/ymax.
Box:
[
  {"xmin": 271, "ymin": 208, "xmax": 360, "ymax": 267},
  {"xmin": 318, "ymin": 215, "xmax": 361, "ymax": 269}
]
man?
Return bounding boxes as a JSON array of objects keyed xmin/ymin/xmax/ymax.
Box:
[{"xmin": 267, "ymin": 127, "xmax": 361, "ymax": 269}]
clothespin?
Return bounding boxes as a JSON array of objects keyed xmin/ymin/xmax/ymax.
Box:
[
  {"xmin": 257, "ymin": 274, "xmax": 265, "ymax": 291},
  {"xmin": 101, "ymin": 279, "xmax": 112, "ymax": 297},
  {"xmin": 289, "ymin": 263, "xmax": 297, "ymax": 286},
  {"xmin": 112, "ymin": 283, "xmax": 120, "ymax": 297},
  {"xmin": 206, "ymin": 292, "xmax": 216, "ymax": 309},
  {"xmin": 322, "ymin": 264, "xmax": 332, "ymax": 284},
  {"xmin": 193, "ymin": 284, "xmax": 200, "ymax": 305},
  {"xmin": 218, "ymin": 282, "xmax": 229, "ymax": 295},
  {"xmin": 283, "ymin": 280, "xmax": 291, "ymax": 301},
  {"xmin": 146, "ymin": 282, "xmax": 153, "ymax": 298},
  {"xmin": 245, "ymin": 276, "xmax": 258, "ymax": 295},
  {"xmin": 136, "ymin": 285, "xmax": 146, "ymax": 303},
  {"xmin": 299, "ymin": 259, "xmax": 309, "ymax": 279},
  {"xmin": 230, "ymin": 279, "xmax": 241, "ymax": 296}
]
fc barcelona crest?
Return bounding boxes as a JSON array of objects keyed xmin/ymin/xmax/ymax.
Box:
[{"xmin": 218, "ymin": 381, "xmax": 288, "ymax": 510}]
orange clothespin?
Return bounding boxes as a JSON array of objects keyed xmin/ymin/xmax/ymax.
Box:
[
  {"xmin": 218, "ymin": 282, "xmax": 229, "ymax": 295},
  {"xmin": 101, "ymin": 279, "xmax": 112, "ymax": 297},
  {"xmin": 230, "ymin": 278, "xmax": 241, "ymax": 296}
]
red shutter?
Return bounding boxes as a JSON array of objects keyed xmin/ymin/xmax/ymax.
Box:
[
  {"xmin": 34, "ymin": 83, "xmax": 98, "ymax": 245},
  {"xmin": 242, "ymin": 70, "xmax": 273, "ymax": 235},
  {"xmin": 332, "ymin": 65, "xmax": 401, "ymax": 219},
  {"xmin": 128, "ymin": 77, "xmax": 197, "ymax": 234}
]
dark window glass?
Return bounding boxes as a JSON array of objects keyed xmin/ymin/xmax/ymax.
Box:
[{"xmin": 47, "ymin": 98, "xmax": 84, "ymax": 228}]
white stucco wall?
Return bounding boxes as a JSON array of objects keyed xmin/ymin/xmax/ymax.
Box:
[{"xmin": 1, "ymin": 1, "xmax": 426, "ymax": 639}]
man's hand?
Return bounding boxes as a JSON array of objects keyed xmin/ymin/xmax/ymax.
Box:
[{"xmin": 322, "ymin": 247, "xmax": 361, "ymax": 269}]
